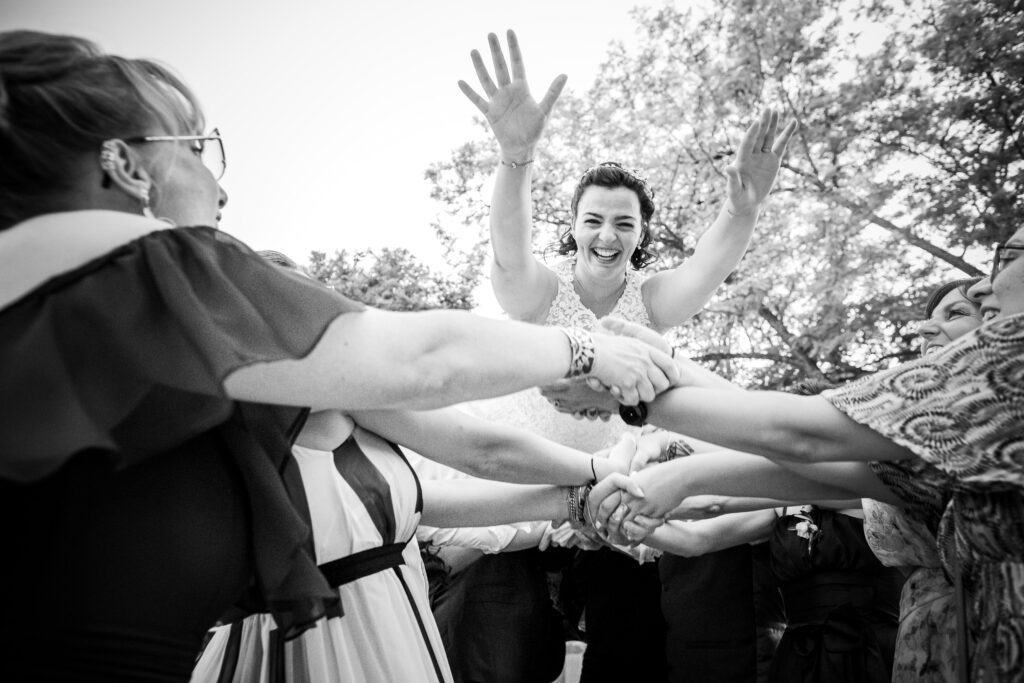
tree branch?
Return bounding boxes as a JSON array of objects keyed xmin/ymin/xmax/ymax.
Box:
[{"xmin": 781, "ymin": 163, "xmax": 985, "ymax": 275}]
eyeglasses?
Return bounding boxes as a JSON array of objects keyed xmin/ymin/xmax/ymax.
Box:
[
  {"xmin": 581, "ymin": 161, "xmax": 655, "ymax": 200},
  {"xmin": 124, "ymin": 128, "xmax": 226, "ymax": 180},
  {"xmin": 991, "ymin": 243, "xmax": 1024, "ymax": 282}
]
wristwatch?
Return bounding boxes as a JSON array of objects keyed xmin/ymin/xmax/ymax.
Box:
[{"xmin": 618, "ymin": 401, "xmax": 648, "ymax": 426}]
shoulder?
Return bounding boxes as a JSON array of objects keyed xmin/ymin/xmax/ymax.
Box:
[{"xmin": 492, "ymin": 260, "xmax": 560, "ymax": 322}]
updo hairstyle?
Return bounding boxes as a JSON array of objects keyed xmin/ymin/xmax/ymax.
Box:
[{"xmin": 0, "ymin": 30, "xmax": 204, "ymax": 230}]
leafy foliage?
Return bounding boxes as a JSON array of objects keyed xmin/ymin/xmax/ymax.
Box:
[
  {"xmin": 307, "ymin": 247, "xmax": 476, "ymax": 311},
  {"xmin": 428, "ymin": 0, "xmax": 1023, "ymax": 388}
]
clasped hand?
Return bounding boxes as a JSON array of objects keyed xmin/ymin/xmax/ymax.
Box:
[{"xmin": 543, "ymin": 317, "xmax": 679, "ymax": 415}]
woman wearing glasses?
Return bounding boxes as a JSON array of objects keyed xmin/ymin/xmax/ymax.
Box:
[
  {"xmin": 0, "ymin": 31, "xmax": 678, "ymax": 681},
  {"xmin": 590, "ymin": 238, "xmax": 1024, "ymax": 682},
  {"xmin": 459, "ymin": 30, "xmax": 796, "ymax": 683}
]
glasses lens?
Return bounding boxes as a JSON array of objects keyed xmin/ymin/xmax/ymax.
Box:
[{"xmin": 202, "ymin": 129, "xmax": 225, "ymax": 180}]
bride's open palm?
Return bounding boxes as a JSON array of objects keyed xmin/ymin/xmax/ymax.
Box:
[{"xmin": 458, "ymin": 30, "xmax": 568, "ymax": 159}]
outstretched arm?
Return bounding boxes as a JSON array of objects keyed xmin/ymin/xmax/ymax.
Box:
[
  {"xmin": 588, "ymin": 449, "xmax": 898, "ymax": 531},
  {"xmin": 644, "ymin": 510, "xmax": 776, "ymax": 557},
  {"xmin": 460, "ymin": 30, "xmax": 567, "ymax": 320},
  {"xmin": 224, "ymin": 308, "xmax": 678, "ymax": 411},
  {"xmin": 646, "ymin": 387, "xmax": 913, "ymax": 463},
  {"xmin": 351, "ymin": 407, "xmax": 634, "ymax": 485},
  {"xmin": 420, "ymin": 479, "xmax": 564, "ymax": 528},
  {"xmin": 644, "ymin": 111, "xmax": 798, "ymax": 330}
]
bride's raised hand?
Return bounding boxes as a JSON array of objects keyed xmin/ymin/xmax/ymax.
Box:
[
  {"xmin": 724, "ymin": 109, "xmax": 798, "ymax": 217},
  {"xmin": 458, "ymin": 30, "xmax": 568, "ymax": 161}
]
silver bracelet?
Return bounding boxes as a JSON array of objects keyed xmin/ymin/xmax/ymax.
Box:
[
  {"xmin": 500, "ymin": 157, "xmax": 534, "ymax": 169},
  {"xmin": 565, "ymin": 484, "xmax": 592, "ymax": 527},
  {"xmin": 666, "ymin": 439, "xmax": 695, "ymax": 460},
  {"xmin": 562, "ymin": 328, "xmax": 596, "ymax": 378}
]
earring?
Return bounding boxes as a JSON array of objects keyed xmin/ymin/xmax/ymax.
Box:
[
  {"xmin": 140, "ymin": 186, "xmax": 156, "ymax": 219},
  {"xmin": 99, "ymin": 149, "xmax": 117, "ymax": 170}
]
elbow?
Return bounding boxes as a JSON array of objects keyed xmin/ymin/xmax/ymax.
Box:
[
  {"xmin": 770, "ymin": 435, "xmax": 821, "ymax": 464},
  {"xmin": 391, "ymin": 346, "xmax": 469, "ymax": 409},
  {"xmin": 458, "ymin": 448, "xmax": 510, "ymax": 482},
  {"xmin": 765, "ymin": 428, "xmax": 848, "ymax": 465}
]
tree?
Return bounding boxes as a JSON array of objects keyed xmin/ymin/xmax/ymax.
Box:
[
  {"xmin": 307, "ymin": 247, "xmax": 476, "ymax": 311},
  {"xmin": 428, "ymin": 0, "xmax": 1022, "ymax": 388}
]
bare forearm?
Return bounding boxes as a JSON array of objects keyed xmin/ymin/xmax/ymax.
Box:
[
  {"xmin": 646, "ymin": 511, "xmax": 772, "ymax": 557},
  {"xmin": 354, "ymin": 407, "xmax": 603, "ymax": 485},
  {"xmin": 490, "ymin": 164, "xmax": 535, "ymax": 272},
  {"xmin": 420, "ymin": 479, "xmax": 566, "ymax": 528},
  {"xmin": 647, "ymin": 388, "xmax": 913, "ymax": 463},
  {"xmin": 225, "ymin": 309, "xmax": 571, "ymax": 411},
  {"xmin": 643, "ymin": 451, "xmax": 863, "ymax": 505}
]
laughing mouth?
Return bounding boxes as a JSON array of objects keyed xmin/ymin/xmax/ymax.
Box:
[{"xmin": 591, "ymin": 247, "xmax": 620, "ymax": 263}]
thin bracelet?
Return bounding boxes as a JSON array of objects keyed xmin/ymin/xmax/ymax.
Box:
[
  {"xmin": 500, "ymin": 158, "xmax": 534, "ymax": 169},
  {"xmin": 580, "ymin": 484, "xmax": 593, "ymax": 525},
  {"xmin": 589, "ymin": 458, "xmax": 598, "ymax": 485}
]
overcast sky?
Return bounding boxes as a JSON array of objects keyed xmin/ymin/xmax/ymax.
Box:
[{"xmin": 7, "ymin": 0, "xmax": 675, "ymax": 272}]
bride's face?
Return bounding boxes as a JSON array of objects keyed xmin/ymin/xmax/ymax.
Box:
[{"xmin": 572, "ymin": 186, "xmax": 642, "ymax": 279}]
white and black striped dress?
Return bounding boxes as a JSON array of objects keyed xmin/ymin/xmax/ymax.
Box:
[{"xmin": 193, "ymin": 425, "xmax": 452, "ymax": 683}]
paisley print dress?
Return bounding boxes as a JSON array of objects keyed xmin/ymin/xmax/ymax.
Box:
[{"xmin": 824, "ymin": 314, "xmax": 1024, "ymax": 682}]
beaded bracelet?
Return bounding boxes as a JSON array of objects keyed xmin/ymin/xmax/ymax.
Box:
[
  {"xmin": 565, "ymin": 484, "xmax": 593, "ymax": 527},
  {"xmin": 500, "ymin": 158, "xmax": 534, "ymax": 169},
  {"xmin": 562, "ymin": 328, "xmax": 596, "ymax": 378}
]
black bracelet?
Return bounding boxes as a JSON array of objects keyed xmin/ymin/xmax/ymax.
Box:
[
  {"xmin": 589, "ymin": 457, "xmax": 598, "ymax": 485},
  {"xmin": 619, "ymin": 401, "xmax": 648, "ymax": 426}
]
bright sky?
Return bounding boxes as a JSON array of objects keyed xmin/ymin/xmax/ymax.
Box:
[{"xmin": 8, "ymin": 0, "xmax": 672, "ymax": 271}]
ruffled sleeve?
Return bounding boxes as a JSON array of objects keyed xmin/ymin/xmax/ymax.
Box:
[
  {"xmin": 0, "ymin": 225, "xmax": 366, "ymax": 638},
  {"xmin": 0, "ymin": 226, "xmax": 363, "ymax": 480},
  {"xmin": 822, "ymin": 314, "xmax": 1024, "ymax": 491}
]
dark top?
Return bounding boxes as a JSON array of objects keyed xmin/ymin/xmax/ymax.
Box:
[
  {"xmin": 660, "ymin": 544, "xmax": 766, "ymax": 683},
  {"xmin": 768, "ymin": 507, "xmax": 904, "ymax": 683},
  {"xmin": 0, "ymin": 225, "xmax": 362, "ymax": 681}
]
